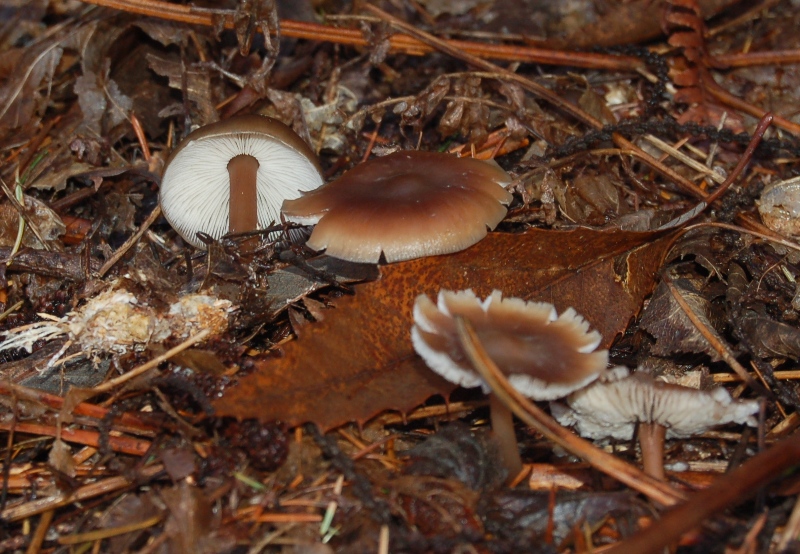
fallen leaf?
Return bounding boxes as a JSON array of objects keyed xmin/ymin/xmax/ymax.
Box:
[
  {"xmin": 160, "ymin": 482, "xmax": 234, "ymax": 554},
  {"xmin": 213, "ymin": 227, "xmax": 676, "ymax": 430},
  {"xmin": 0, "ymin": 195, "xmax": 65, "ymax": 249},
  {"xmin": 48, "ymin": 438, "xmax": 75, "ymax": 478},
  {"xmin": 739, "ymin": 310, "xmax": 800, "ymax": 360},
  {"xmin": 147, "ymin": 52, "xmax": 217, "ymax": 126},
  {"xmin": 640, "ymin": 279, "xmax": 720, "ymax": 359}
]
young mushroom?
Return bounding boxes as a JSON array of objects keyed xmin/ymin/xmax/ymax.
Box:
[
  {"xmin": 411, "ymin": 289, "xmax": 609, "ymax": 480},
  {"xmin": 281, "ymin": 151, "xmax": 513, "ymax": 263},
  {"xmin": 160, "ymin": 114, "xmax": 323, "ymax": 248},
  {"xmin": 550, "ymin": 367, "xmax": 760, "ymax": 480}
]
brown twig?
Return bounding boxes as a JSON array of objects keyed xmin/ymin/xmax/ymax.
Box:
[
  {"xmin": 716, "ymin": 49, "xmax": 800, "ymax": 67},
  {"xmin": 362, "ymin": 4, "xmax": 603, "ymax": 129},
  {"xmin": 0, "ymin": 247, "xmax": 100, "ymax": 280},
  {"xmin": 78, "ymin": 0, "xmax": 640, "ymax": 70},
  {"xmin": 714, "ymin": 370, "xmax": 800, "ymax": 383},
  {"xmin": 1, "ymin": 464, "xmax": 164, "ymax": 521},
  {"xmin": 658, "ymin": 112, "xmax": 774, "ymax": 229},
  {"xmin": 702, "ymin": 113, "xmax": 773, "ymax": 205},
  {"xmin": 706, "ymin": 80, "xmax": 800, "ymax": 136},
  {"xmin": 129, "ymin": 112, "xmax": 151, "ymax": 162},
  {"xmin": 57, "ymin": 515, "xmax": 163, "ymax": 545},
  {"xmin": 24, "ymin": 509, "xmax": 53, "ymax": 554},
  {"xmin": 0, "ymin": 421, "xmax": 150, "ymax": 456},
  {"xmin": 0, "ymin": 382, "xmax": 158, "ymax": 436},
  {"xmin": 0, "ymin": 179, "xmax": 51, "ymax": 252},
  {"xmin": 454, "ymin": 317, "xmax": 684, "ymax": 507},
  {"xmin": 98, "ymin": 204, "xmax": 161, "ymax": 277},
  {"xmin": 91, "ymin": 328, "xmax": 210, "ymax": 394},
  {"xmin": 664, "ymin": 277, "xmax": 769, "ymax": 396}
]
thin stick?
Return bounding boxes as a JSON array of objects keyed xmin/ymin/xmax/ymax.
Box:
[
  {"xmin": 92, "ymin": 328, "xmax": 210, "ymax": 393},
  {"xmin": 0, "ymin": 178, "xmax": 50, "ymax": 251},
  {"xmin": 454, "ymin": 317, "xmax": 684, "ymax": 506},
  {"xmin": 0, "ymin": 421, "xmax": 150, "ymax": 456},
  {"xmin": 776, "ymin": 493, "xmax": 800, "ymax": 551},
  {"xmin": 702, "ymin": 113, "xmax": 774, "ymax": 205},
  {"xmin": 58, "ymin": 515, "xmax": 162, "ymax": 544},
  {"xmin": 714, "ymin": 370, "xmax": 800, "ymax": 383},
  {"xmin": 688, "ymin": 221, "xmax": 800, "ymax": 255},
  {"xmin": 642, "ymin": 135, "xmax": 726, "ymax": 184},
  {"xmin": 25, "ymin": 509, "xmax": 53, "ymax": 554},
  {"xmin": 0, "ymin": 382, "xmax": 158, "ymax": 435},
  {"xmin": 98, "ymin": 205, "xmax": 162, "ymax": 277},
  {"xmin": 663, "ymin": 278, "xmax": 767, "ymax": 396},
  {"xmin": 363, "ymin": 4, "xmax": 602, "ymax": 129},
  {"xmin": 707, "ymin": 81, "xmax": 800, "ymax": 136},
  {"xmin": 1, "ymin": 464, "xmax": 164, "ymax": 521},
  {"xmin": 251, "ymin": 513, "xmax": 323, "ymax": 523},
  {"xmin": 78, "ymin": 0, "xmax": 640, "ymax": 70},
  {"xmin": 129, "ymin": 112, "xmax": 151, "ymax": 162},
  {"xmin": 717, "ymin": 49, "xmax": 800, "ymax": 67}
]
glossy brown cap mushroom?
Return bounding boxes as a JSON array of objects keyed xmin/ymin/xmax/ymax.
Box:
[
  {"xmin": 281, "ymin": 151, "xmax": 513, "ymax": 263},
  {"xmin": 160, "ymin": 114, "xmax": 323, "ymax": 248},
  {"xmin": 411, "ymin": 289, "xmax": 609, "ymax": 400}
]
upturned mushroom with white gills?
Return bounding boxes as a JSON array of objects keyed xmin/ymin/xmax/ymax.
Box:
[
  {"xmin": 160, "ymin": 114, "xmax": 323, "ymax": 248},
  {"xmin": 411, "ymin": 289, "xmax": 609, "ymax": 480},
  {"xmin": 281, "ymin": 151, "xmax": 513, "ymax": 263},
  {"xmin": 551, "ymin": 367, "xmax": 759, "ymax": 480}
]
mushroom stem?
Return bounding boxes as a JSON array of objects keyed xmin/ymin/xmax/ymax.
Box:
[
  {"xmin": 227, "ymin": 154, "xmax": 260, "ymax": 236},
  {"xmin": 639, "ymin": 422, "xmax": 667, "ymax": 480},
  {"xmin": 489, "ymin": 393, "xmax": 523, "ymax": 482}
]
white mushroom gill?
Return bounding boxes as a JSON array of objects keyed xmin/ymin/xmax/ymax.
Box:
[
  {"xmin": 161, "ymin": 132, "xmax": 322, "ymax": 248},
  {"xmin": 550, "ymin": 367, "xmax": 759, "ymax": 439}
]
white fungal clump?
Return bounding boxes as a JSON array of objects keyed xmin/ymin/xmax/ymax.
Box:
[{"xmin": 0, "ymin": 285, "xmax": 232, "ymax": 359}]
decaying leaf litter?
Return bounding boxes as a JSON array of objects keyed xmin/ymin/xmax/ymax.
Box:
[{"xmin": 2, "ymin": 0, "xmax": 800, "ymax": 551}]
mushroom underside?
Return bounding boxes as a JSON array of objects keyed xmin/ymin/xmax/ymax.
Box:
[
  {"xmin": 550, "ymin": 369, "xmax": 759, "ymax": 439},
  {"xmin": 161, "ymin": 130, "xmax": 323, "ymax": 248}
]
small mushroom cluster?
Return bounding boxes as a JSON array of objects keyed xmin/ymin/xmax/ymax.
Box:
[
  {"xmin": 410, "ymin": 289, "xmax": 760, "ymax": 481},
  {"xmin": 160, "ymin": 115, "xmax": 513, "ymax": 260}
]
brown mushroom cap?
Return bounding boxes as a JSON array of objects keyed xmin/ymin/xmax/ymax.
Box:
[
  {"xmin": 551, "ymin": 368, "xmax": 760, "ymax": 439},
  {"xmin": 160, "ymin": 114, "xmax": 323, "ymax": 248},
  {"xmin": 411, "ymin": 289, "xmax": 609, "ymax": 400},
  {"xmin": 281, "ymin": 151, "xmax": 513, "ymax": 263}
]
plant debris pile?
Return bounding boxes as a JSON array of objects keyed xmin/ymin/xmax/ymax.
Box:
[{"xmin": 1, "ymin": 0, "xmax": 800, "ymax": 552}]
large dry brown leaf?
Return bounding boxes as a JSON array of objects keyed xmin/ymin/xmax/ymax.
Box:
[{"xmin": 213, "ymin": 228, "xmax": 676, "ymax": 430}]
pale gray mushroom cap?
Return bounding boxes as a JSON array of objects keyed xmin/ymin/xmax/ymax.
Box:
[
  {"xmin": 160, "ymin": 115, "xmax": 323, "ymax": 248},
  {"xmin": 281, "ymin": 151, "xmax": 513, "ymax": 263},
  {"xmin": 411, "ymin": 289, "xmax": 609, "ymax": 400},
  {"xmin": 551, "ymin": 367, "xmax": 759, "ymax": 439}
]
